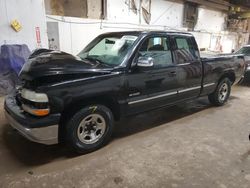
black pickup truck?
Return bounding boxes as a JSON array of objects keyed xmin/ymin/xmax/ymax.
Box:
[{"xmin": 4, "ymin": 31, "xmax": 245, "ymax": 153}]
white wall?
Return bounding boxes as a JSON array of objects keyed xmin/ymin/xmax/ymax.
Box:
[
  {"xmin": 107, "ymin": 0, "xmax": 184, "ymax": 28},
  {"xmin": 46, "ymin": 0, "xmax": 248, "ymax": 54},
  {"xmin": 191, "ymin": 32, "xmax": 212, "ymax": 49},
  {"xmin": 0, "ymin": 0, "xmax": 48, "ymax": 51},
  {"xmin": 107, "ymin": 0, "xmax": 139, "ymax": 23},
  {"xmin": 47, "ymin": 0, "xmax": 185, "ymax": 54},
  {"xmin": 195, "ymin": 8, "xmax": 227, "ymax": 32},
  {"xmin": 150, "ymin": 0, "xmax": 183, "ymax": 28}
]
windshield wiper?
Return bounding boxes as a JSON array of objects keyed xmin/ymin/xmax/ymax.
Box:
[{"xmin": 85, "ymin": 56, "xmax": 111, "ymax": 67}]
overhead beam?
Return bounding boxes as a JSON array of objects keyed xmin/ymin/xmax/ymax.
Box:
[
  {"xmin": 238, "ymin": 11, "xmax": 250, "ymax": 18},
  {"xmin": 208, "ymin": 0, "xmax": 231, "ymax": 6},
  {"xmin": 185, "ymin": 0, "xmax": 230, "ymax": 11},
  {"xmin": 230, "ymin": 0, "xmax": 250, "ymax": 8}
]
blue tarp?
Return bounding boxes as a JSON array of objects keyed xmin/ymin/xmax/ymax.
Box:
[{"xmin": 0, "ymin": 44, "xmax": 31, "ymax": 96}]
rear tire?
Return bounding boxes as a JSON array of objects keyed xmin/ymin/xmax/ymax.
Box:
[
  {"xmin": 66, "ymin": 105, "xmax": 114, "ymax": 154},
  {"xmin": 208, "ymin": 78, "xmax": 231, "ymax": 106}
]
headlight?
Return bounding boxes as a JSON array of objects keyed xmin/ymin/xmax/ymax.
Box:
[
  {"xmin": 21, "ymin": 89, "xmax": 48, "ymax": 102},
  {"xmin": 21, "ymin": 89, "xmax": 50, "ymax": 116}
]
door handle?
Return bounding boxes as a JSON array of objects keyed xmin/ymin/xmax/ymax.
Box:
[{"xmin": 169, "ymin": 71, "xmax": 177, "ymax": 76}]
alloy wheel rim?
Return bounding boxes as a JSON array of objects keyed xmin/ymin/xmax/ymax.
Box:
[
  {"xmin": 77, "ymin": 114, "xmax": 106, "ymax": 144},
  {"xmin": 219, "ymin": 83, "xmax": 228, "ymax": 102}
]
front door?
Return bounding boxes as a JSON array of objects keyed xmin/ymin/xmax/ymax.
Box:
[{"xmin": 126, "ymin": 35, "xmax": 179, "ymax": 114}]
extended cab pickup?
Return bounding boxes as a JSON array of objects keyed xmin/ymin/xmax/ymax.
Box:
[{"xmin": 4, "ymin": 31, "xmax": 245, "ymax": 153}]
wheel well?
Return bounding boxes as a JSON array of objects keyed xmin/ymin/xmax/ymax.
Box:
[
  {"xmin": 61, "ymin": 95, "xmax": 120, "ymax": 122},
  {"xmin": 219, "ymin": 72, "xmax": 236, "ymax": 84},
  {"xmin": 58, "ymin": 95, "xmax": 120, "ymax": 142}
]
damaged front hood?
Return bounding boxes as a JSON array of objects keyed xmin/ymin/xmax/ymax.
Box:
[{"xmin": 19, "ymin": 49, "xmax": 113, "ymax": 80}]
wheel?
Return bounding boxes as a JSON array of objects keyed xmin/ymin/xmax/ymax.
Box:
[
  {"xmin": 208, "ymin": 78, "xmax": 231, "ymax": 106},
  {"xmin": 66, "ymin": 105, "xmax": 114, "ymax": 153}
]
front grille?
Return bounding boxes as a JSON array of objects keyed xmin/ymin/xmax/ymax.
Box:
[{"xmin": 15, "ymin": 92, "xmax": 22, "ymax": 106}]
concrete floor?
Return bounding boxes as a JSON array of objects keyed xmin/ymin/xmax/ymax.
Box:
[{"xmin": 0, "ymin": 85, "xmax": 250, "ymax": 188}]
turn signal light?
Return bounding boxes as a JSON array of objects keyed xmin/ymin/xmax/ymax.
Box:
[
  {"xmin": 32, "ymin": 109, "xmax": 50, "ymax": 116},
  {"xmin": 22, "ymin": 104, "xmax": 50, "ymax": 116}
]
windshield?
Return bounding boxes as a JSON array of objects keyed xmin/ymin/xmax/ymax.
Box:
[
  {"xmin": 78, "ymin": 34, "xmax": 138, "ymax": 66},
  {"xmin": 235, "ymin": 46, "xmax": 250, "ymax": 55}
]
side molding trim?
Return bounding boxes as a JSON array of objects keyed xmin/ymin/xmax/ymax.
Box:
[
  {"xmin": 128, "ymin": 83, "xmax": 215, "ymax": 105},
  {"xmin": 178, "ymin": 86, "xmax": 201, "ymax": 93},
  {"xmin": 203, "ymin": 83, "xmax": 215, "ymax": 87},
  {"xmin": 128, "ymin": 91, "xmax": 177, "ymax": 105}
]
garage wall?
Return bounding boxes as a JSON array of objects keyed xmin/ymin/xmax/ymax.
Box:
[
  {"xmin": 47, "ymin": 0, "xmax": 184, "ymax": 54},
  {"xmin": 0, "ymin": 0, "xmax": 48, "ymax": 51},
  {"xmin": 195, "ymin": 8, "xmax": 227, "ymax": 32},
  {"xmin": 107, "ymin": 0, "xmax": 139, "ymax": 23},
  {"xmin": 46, "ymin": 17, "xmax": 108, "ymax": 55},
  {"xmin": 47, "ymin": 0, "xmax": 186, "ymax": 54},
  {"xmin": 46, "ymin": 0, "xmax": 248, "ymax": 55},
  {"xmin": 107, "ymin": 0, "xmax": 184, "ymax": 27}
]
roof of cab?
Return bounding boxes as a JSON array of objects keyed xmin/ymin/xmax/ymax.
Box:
[{"xmin": 100, "ymin": 30, "xmax": 193, "ymax": 36}]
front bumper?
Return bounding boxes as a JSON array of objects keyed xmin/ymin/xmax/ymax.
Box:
[{"xmin": 4, "ymin": 95, "xmax": 60, "ymax": 145}]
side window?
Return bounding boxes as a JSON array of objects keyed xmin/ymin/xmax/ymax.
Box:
[
  {"xmin": 175, "ymin": 37, "xmax": 199, "ymax": 64},
  {"xmin": 138, "ymin": 36, "xmax": 173, "ymax": 68}
]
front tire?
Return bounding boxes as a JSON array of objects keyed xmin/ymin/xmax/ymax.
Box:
[
  {"xmin": 208, "ymin": 78, "xmax": 231, "ymax": 106},
  {"xmin": 66, "ymin": 105, "xmax": 114, "ymax": 154}
]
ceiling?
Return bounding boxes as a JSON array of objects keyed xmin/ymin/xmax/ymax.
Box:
[
  {"xmin": 181, "ymin": 0, "xmax": 250, "ymax": 11},
  {"xmin": 230, "ymin": 0, "xmax": 250, "ymax": 8}
]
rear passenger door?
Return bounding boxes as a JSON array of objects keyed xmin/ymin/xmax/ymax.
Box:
[{"xmin": 172, "ymin": 35, "xmax": 203, "ymax": 100}]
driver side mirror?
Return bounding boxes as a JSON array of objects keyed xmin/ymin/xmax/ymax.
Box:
[{"xmin": 137, "ymin": 57, "xmax": 154, "ymax": 67}]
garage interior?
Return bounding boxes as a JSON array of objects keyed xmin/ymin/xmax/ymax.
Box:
[{"xmin": 1, "ymin": 0, "xmax": 250, "ymax": 187}]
